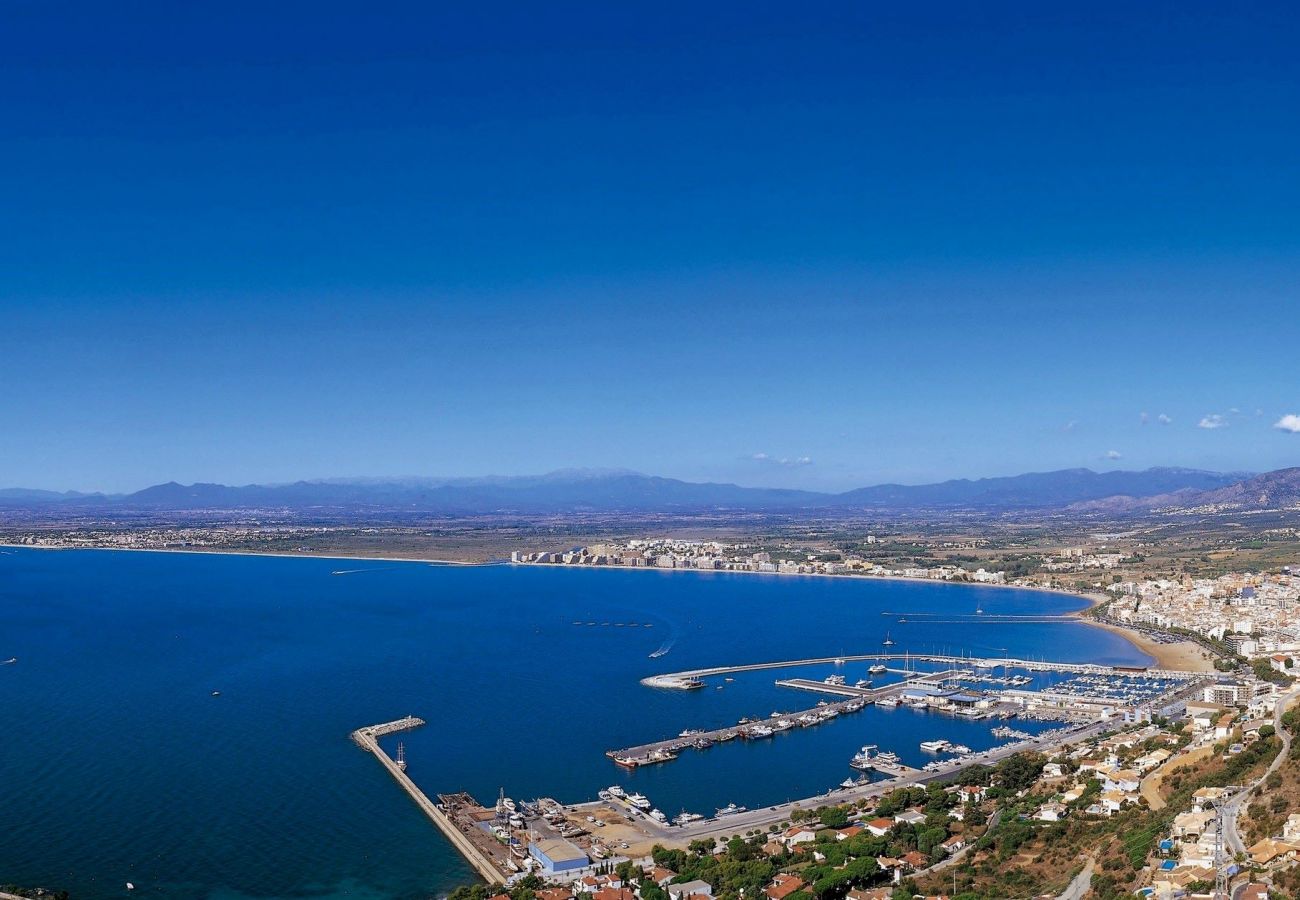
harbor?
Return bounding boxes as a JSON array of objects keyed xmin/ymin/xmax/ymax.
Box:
[{"xmin": 357, "ymin": 651, "xmax": 1209, "ymax": 886}]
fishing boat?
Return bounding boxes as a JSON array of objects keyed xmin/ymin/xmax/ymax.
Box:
[{"xmin": 849, "ymin": 744, "xmax": 878, "ymax": 770}]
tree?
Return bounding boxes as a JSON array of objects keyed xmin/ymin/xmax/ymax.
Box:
[{"xmin": 818, "ymin": 806, "xmax": 850, "ymax": 829}]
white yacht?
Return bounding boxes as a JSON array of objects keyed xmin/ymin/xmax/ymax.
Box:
[{"xmin": 628, "ymin": 793, "xmax": 652, "ymax": 810}]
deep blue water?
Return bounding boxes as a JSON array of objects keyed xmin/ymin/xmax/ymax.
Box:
[{"xmin": 0, "ymin": 549, "xmax": 1149, "ymax": 899}]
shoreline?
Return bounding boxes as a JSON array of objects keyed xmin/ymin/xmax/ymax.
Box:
[
  {"xmin": 2, "ymin": 542, "xmax": 1207, "ymax": 671},
  {"xmin": 1083, "ymin": 616, "xmax": 1217, "ymax": 674},
  {"xmin": 0, "ymin": 542, "xmax": 480, "ymax": 567}
]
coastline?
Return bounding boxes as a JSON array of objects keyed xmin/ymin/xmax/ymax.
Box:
[
  {"xmin": 1083, "ymin": 616, "xmax": 1217, "ymax": 674},
  {"xmin": 0, "ymin": 543, "xmax": 480, "ymax": 567},
  {"xmin": 2, "ymin": 543, "xmax": 1208, "ymax": 672}
]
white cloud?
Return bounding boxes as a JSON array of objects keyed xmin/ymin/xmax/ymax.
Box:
[
  {"xmin": 1062, "ymin": 420, "xmax": 1076, "ymax": 432},
  {"xmin": 1139, "ymin": 412, "xmax": 1149, "ymax": 425},
  {"xmin": 1157, "ymin": 413, "xmax": 1172, "ymax": 425},
  {"xmin": 1274, "ymin": 414, "xmax": 1300, "ymax": 434},
  {"xmin": 750, "ymin": 452, "xmax": 813, "ymax": 467},
  {"xmin": 1198, "ymin": 414, "xmax": 1228, "ymax": 430},
  {"xmin": 1104, "ymin": 450, "xmax": 1123, "ymax": 460}
]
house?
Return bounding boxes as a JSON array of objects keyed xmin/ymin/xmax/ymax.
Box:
[
  {"xmin": 648, "ymin": 869, "xmax": 677, "ymax": 888},
  {"xmin": 1248, "ymin": 838, "xmax": 1300, "ymax": 866},
  {"xmin": 782, "ymin": 825, "xmax": 818, "ymax": 847},
  {"xmin": 764, "ymin": 874, "xmax": 806, "ymax": 900},
  {"xmin": 1186, "ymin": 701, "xmax": 1230, "ymax": 731},
  {"xmin": 1103, "ymin": 770, "xmax": 1140, "ymax": 793},
  {"xmin": 1172, "ymin": 809, "xmax": 1214, "ymax": 840},
  {"xmin": 901, "ymin": 850, "xmax": 930, "ymax": 871},
  {"xmin": 893, "ymin": 808, "xmax": 927, "ymax": 826},
  {"xmin": 666, "ymin": 882, "xmax": 712, "ymax": 900},
  {"xmin": 1041, "ymin": 762, "xmax": 1065, "ymax": 778},
  {"xmin": 1035, "ymin": 803, "xmax": 1067, "ymax": 822},
  {"xmin": 835, "ymin": 825, "xmax": 865, "ymax": 841},
  {"xmin": 1062, "ymin": 785, "xmax": 1088, "ymax": 805},
  {"xmin": 538, "ymin": 890, "xmax": 575, "ymax": 900},
  {"xmin": 1099, "ymin": 791, "xmax": 1130, "ymax": 815},
  {"xmin": 939, "ymin": 834, "xmax": 965, "ymax": 854},
  {"xmin": 1191, "ymin": 787, "xmax": 1228, "ymax": 810},
  {"xmin": 875, "ymin": 857, "xmax": 904, "ymax": 882},
  {"xmin": 956, "ymin": 785, "xmax": 987, "ymax": 803},
  {"xmin": 846, "ymin": 890, "xmax": 892, "ymax": 900},
  {"xmin": 1132, "ymin": 748, "xmax": 1172, "ymax": 772},
  {"xmin": 1283, "ymin": 813, "xmax": 1300, "ymax": 842},
  {"xmin": 865, "ymin": 817, "xmax": 895, "ymax": 837},
  {"xmin": 592, "ymin": 890, "xmax": 637, "ymax": 900},
  {"xmin": 1271, "ymin": 654, "xmax": 1293, "ymax": 673},
  {"xmin": 1237, "ymin": 885, "xmax": 1269, "ymax": 900}
]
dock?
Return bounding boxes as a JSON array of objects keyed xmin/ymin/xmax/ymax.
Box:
[
  {"xmin": 607, "ymin": 695, "xmax": 867, "ymax": 765},
  {"xmin": 352, "ymin": 716, "xmax": 511, "ymax": 884}
]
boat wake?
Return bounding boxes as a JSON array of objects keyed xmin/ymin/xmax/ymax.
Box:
[{"xmin": 648, "ymin": 639, "xmax": 675, "ymax": 659}]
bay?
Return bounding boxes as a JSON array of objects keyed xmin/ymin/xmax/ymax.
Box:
[{"xmin": 0, "ymin": 548, "xmax": 1148, "ymax": 899}]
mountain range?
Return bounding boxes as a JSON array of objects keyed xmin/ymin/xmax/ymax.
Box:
[{"xmin": 5, "ymin": 465, "xmax": 1295, "ymax": 515}]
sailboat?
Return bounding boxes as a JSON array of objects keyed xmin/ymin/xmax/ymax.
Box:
[
  {"xmin": 882, "ymin": 631, "xmax": 895, "ymax": 647},
  {"xmin": 396, "ymin": 742, "xmax": 407, "ymax": 772}
]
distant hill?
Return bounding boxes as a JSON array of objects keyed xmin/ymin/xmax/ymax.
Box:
[
  {"xmin": 828, "ymin": 467, "xmax": 1245, "ymax": 510},
  {"xmin": 1172, "ymin": 466, "xmax": 1300, "ymax": 510},
  {"xmin": 111, "ymin": 472, "xmax": 826, "ymax": 513},
  {"xmin": 0, "ymin": 466, "xmax": 1262, "ymax": 515},
  {"xmin": 0, "ymin": 488, "xmax": 105, "ymax": 503}
]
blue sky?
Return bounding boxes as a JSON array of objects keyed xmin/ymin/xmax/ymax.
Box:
[{"xmin": 3, "ymin": 2, "xmax": 1298, "ymax": 493}]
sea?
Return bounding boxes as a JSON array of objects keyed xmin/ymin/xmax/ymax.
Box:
[{"xmin": 0, "ymin": 548, "xmax": 1150, "ymax": 899}]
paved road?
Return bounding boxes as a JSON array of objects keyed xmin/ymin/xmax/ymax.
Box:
[
  {"xmin": 1056, "ymin": 858, "xmax": 1095, "ymax": 900},
  {"xmin": 1222, "ymin": 686, "xmax": 1300, "ymax": 857}
]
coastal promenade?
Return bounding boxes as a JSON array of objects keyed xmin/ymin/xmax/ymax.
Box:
[{"xmin": 352, "ymin": 717, "xmax": 511, "ymax": 885}]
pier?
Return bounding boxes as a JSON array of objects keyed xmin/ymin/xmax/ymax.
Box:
[
  {"xmin": 607, "ymin": 694, "xmax": 867, "ymax": 765},
  {"xmin": 643, "ymin": 652, "xmax": 1206, "ymax": 688},
  {"xmin": 352, "ymin": 716, "xmax": 511, "ymax": 884}
]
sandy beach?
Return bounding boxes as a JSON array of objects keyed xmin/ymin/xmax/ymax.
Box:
[{"xmin": 1084, "ymin": 617, "xmax": 1217, "ymax": 673}]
